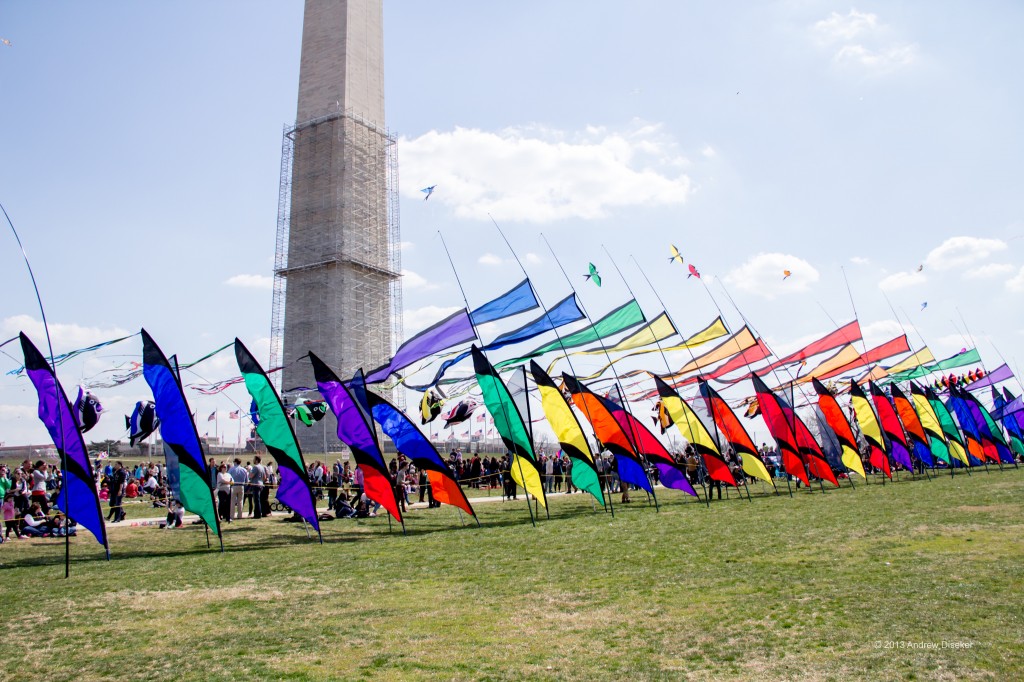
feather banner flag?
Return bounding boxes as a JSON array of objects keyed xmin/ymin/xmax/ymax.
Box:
[
  {"xmin": 530, "ymin": 361, "xmax": 604, "ymax": 505},
  {"xmin": 849, "ymin": 381, "xmax": 892, "ymax": 478},
  {"xmin": 869, "ymin": 383, "xmax": 915, "ymax": 471},
  {"xmin": 495, "ymin": 299, "xmax": 647, "ymax": 372},
  {"xmin": 364, "ymin": 308, "xmax": 476, "ymax": 384},
  {"xmin": 945, "ymin": 388, "xmax": 992, "ymax": 465},
  {"xmin": 410, "ymin": 294, "xmax": 585, "ymax": 389},
  {"xmin": 812, "ymin": 378, "xmax": 867, "ymax": 478},
  {"xmin": 562, "ymin": 374, "xmax": 653, "ymax": 495},
  {"xmin": 655, "ymin": 376, "xmax": 735, "ymax": 486},
  {"xmin": 363, "ymin": 384, "xmax": 476, "ymax": 516},
  {"xmin": 952, "ymin": 386, "xmax": 1013, "ymax": 463},
  {"xmin": 751, "ymin": 373, "xmax": 809, "ymax": 486},
  {"xmin": 889, "ymin": 383, "xmax": 935, "ymax": 467},
  {"xmin": 471, "ymin": 346, "xmax": 546, "ymax": 507},
  {"xmin": 20, "ymin": 333, "xmax": 108, "ymax": 551},
  {"xmin": 311, "ymin": 353, "xmax": 402, "ymax": 521},
  {"xmin": 698, "ymin": 381, "xmax": 773, "ymax": 485},
  {"xmin": 889, "ymin": 348, "xmax": 981, "ymax": 382},
  {"xmin": 622, "ymin": 325, "xmax": 756, "ymax": 384},
  {"xmin": 236, "ymin": 339, "xmax": 320, "ymax": 536},
  {"xmin": 469, "ymin": 278, "xmax": 539, "ymax": 326},
  {"xmin": 741, "ymin": 320, "xmax": 861, "ymax": 383},
  {"xmin": 924, "ymin": 386, "xmax": 972, "ymax": 467},
  {"xmin": 910, "ymin": 382, "xmax": 955, "ymax": 466},
  {"xmin": 582, "ymin": 316, "xmax": 729, "ymax": 384},
  {"xmin": 993, "ymin": 388, "xmax": 1024, "ymax": 457},
  {"xmin": 774, "ymin": 389, "xmax": 839, "ymax": 487},
  {"xmin": 565, "ymin": 375, "xmax": 696, "ymax": 496},
  {"xmin": 141, "ymin": 330, "xmax": 221, "ymax": 537}
]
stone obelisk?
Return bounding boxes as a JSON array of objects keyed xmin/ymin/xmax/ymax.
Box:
[{"xmin": 276, "ymin": 0, "xmax": 399, "ymax": 455}]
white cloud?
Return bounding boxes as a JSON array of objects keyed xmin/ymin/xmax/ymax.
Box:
[
  {"xmin": 964, "ymin": 263, "xmax": 1015, "ymax": 280},
  {"xmin": 850, "ymin": 256, "xmax": 870, "ymax": 266},
  {"xmin": 861, "ymin": 319, "xmax": 904, "ymax": 348},
  {"xmin": 478, "ymin": 253, "xmax": 503, "ymax": 266},
  {"xmin": 723, "ymin": 253, "xmax": 820, "ymax": 299},
  {"xmin": 1007, "ymin": 266, "xmax": 1024, "ymax": 293},
  {"xmin": 400, "ymin": 269, "xmax": 439, "ymax": 291},
  {"xmin": 924, "ymin": 236, "xmax": 1008, "ymax": 271},
  {"xmin": 812, "ymin": 9, "xmax": 880, "ymax": 44},
  {"xmin": 834, "ymin": 44, "xmax": 917, "ymax": 70},
  {"xmin": 398, "ymin": 122, "xmax": 692, "ymax": 222},
  {"xmin": 811, "ymin": 9, "xmax": 917, "ymax": 72},
  {"xmin": 225, "ymin": 274, "xmax": 273, "ymax": 290},
  {"xmin": 1, "ymin": 315, "xmax": 131, "ymax": 353},
  {"xmin": 399, "ymin": 241, "xmax": 415, "ymax": 251},
  {"xmin": 878, "ymin": 270, "xmax": 926, "ymax": 291},
  {"xmin": 701, "ymin": 145, "xmax": 716, "ymax": 158},
  {"xmin": 403, "ymin": 305, "xmax": 461, "ymax": 335}
]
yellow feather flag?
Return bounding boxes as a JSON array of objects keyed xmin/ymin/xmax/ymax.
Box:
[{"xmin": 509, "ymin": 454, "xmax": 546, "ymax": 507}]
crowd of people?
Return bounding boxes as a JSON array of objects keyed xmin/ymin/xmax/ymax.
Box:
[
  {"xmin": 7, "ymin": 433, "xmax": 1005, "ymax": 542},
  {"xmin": 0, "ymin": 460, "xmax": 75, "ymax": 542}
]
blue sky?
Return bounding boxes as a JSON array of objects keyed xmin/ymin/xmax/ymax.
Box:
[{"xmin": 1, "ymin": 1, "xmax": 1022, "ymax": 447}]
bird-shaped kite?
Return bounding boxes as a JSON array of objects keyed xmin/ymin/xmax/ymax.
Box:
[
  {"xmin": 668, "ymin": 244, "xmax": 684, "ymax": 264},
  {"xmin": 585, "ymin": 262, "xmax": 602, "ymax": 287},
  {"xmin": 687, "ymin": 263, "xmax": 701, "ymax": 279},
  {"xmin": 782, "ymin": 270, "xmax": 792, "ymax": 280},
  {"xmin": 916, "ymin": 264, "xmax": 924, "ymax": 272},
  {"xmin": 420, "ymin": 185, "xmax": 437, "ymax": 201},
  {"xmin": 920, "ymin": 302, "xmax": 928, "ymax": 311}
]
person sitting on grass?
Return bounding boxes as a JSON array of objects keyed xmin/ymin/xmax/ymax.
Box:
[
  {"xmin": 45, "ymin": 511, "xmax": 75, "ymax": 537},
  {"xmin": 161, "ymin": 500, "xmax": 185, "ymax": 529},
  {"xmin": 142, "ymin": 472, "xmax": 159, "ymax": 497},
  {"xmin": 334, "ymin": 491, "xmax": 356, "ymax": 519},
  {"xmin": 21, "ymin": 503, "xmax": 49, "ymax": 537},
  {"xmin": 125, "ymin": 478, "xmax": 139, "ymax": 499}
]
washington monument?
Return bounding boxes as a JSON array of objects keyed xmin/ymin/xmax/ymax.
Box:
[{"xmin": 271, "ymin": 0, "xmax": 401, "ymax": 453}]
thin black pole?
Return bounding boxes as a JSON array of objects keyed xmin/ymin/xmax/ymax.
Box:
[
  {"xmin": 3, "ymin": 201, "xmax": 90, "ymax": 576},
  {"xmin": 540, "ymin": 234, "xmax": 656, "ymax": 510},
  {"xmin": 489, "ymin": 221, "xmax": 612, "ymax": 517},
  {"xmin": 438, "ymin": 232, "xmax": 536, "ymax": 526}
]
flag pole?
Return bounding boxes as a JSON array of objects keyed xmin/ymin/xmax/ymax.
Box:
[
  {"xmin": 437, "ymin": 232, "xmax": 537, "ymax": 527},
  {"xmin": 488, "ymin": 220, "xmax": 612, "ymax": 517},
  {"xmin": 539, "ymin": 233, "xmax": 660, "ymax": 512}
]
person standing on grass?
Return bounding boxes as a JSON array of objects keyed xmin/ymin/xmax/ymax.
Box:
[
  {"xmin": 262, "ymin": 463, "xmax": 274, "ymax": 517},
  {"xmin": 30, "ymin": 461, "xmax": 50, "ymax": 515},
  {"xmin": 3, "ymin": 493, "xmax": 22, "ymax": 540},
  {"xmin": 249, "ymin": 456, "xmax": 267, "ymax": 519},
  {"xmin": 216, "ymin": 464, "xmax": 232, "ymax": 523},
  {"xmin": 418, "ymin": 467, "xmax": 428, "ymax": 504},
  {"xmin": 352, "ymin": 464, "xmax": 364, "ymax": 502},
  {"xmin": 228, "ymin": 458, "xmax": 247, "ymax": 519},
  {"xmin": 563, "ymin": 455, "xmax": 575, "ymax": 494},
  {"xmin": 108, "ymin": 461, "xmax": 128, "ymax": 522}
]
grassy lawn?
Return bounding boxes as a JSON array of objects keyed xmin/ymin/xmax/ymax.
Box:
[{"xmin": 1, "ymin": 468, "xmax": 1021, "ymax": 681}]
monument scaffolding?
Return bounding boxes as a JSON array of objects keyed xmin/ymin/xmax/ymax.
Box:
[{"xmin": 269, "ymin": 108, "xmax": 403, "ymax": 406}]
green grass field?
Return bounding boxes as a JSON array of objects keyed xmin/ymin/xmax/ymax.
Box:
[{"xmin": 1, "ymin": 468, "xmax": 1022, "ymax": 681}]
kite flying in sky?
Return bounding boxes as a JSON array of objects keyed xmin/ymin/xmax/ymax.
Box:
[
  {"xmin": 585, "ymin": 262, "xmax": 602, "ymax": 287},
  {"xmin": 687, "ymin": 263, "xmax": 701, "ymax": 279},
  {"xmin": 420, "ymin": 185, "xmax": 436, "ymax": 200},
  {"xmin": 921, "ymin": 301, "xmax": 928, "ymax": 311},
  {"xmin": 783, "ymin": 270, "xmax": 792, "ymax": 280},
  {"xmin": 668, "ymin": 244, "xmax": 683, "ymax": 264}
]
